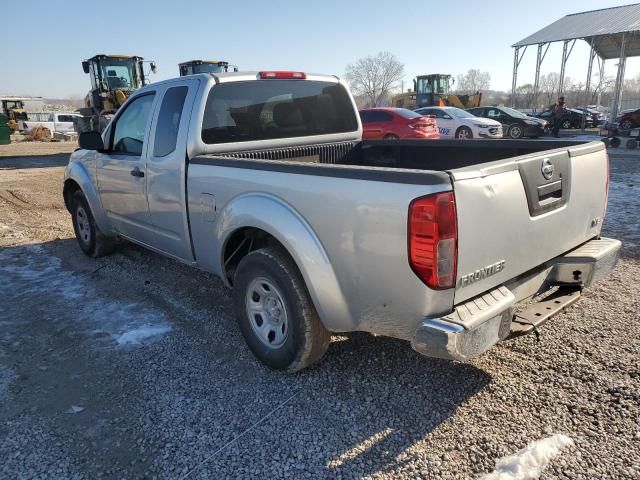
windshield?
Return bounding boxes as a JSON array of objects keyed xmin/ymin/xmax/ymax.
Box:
[
  {"xmin": 202, "ymin": 80, "xmax": 358, "ymax": 144},
  {"xmin": 99, "ymin": 58, "xmax": 139, "ymax": 90},
  {"xmin": 396, "ymin": 109, "xmax": 422, "ymax": 119},
  {"xmin": 193, "ymin": 63, "xmax": 227, "ymax": 74},
  {"xmin": 448, "ymin": 108, "xmax": 474, "ymax": 118},
  {"xmin": 501, "ymin": 106, "xmax": 527, "ymax": 118}
]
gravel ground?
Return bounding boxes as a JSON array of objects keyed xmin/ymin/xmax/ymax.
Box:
[{"xmin": 0, "ymin": 147, "xmax": 638, "ymax": 479}]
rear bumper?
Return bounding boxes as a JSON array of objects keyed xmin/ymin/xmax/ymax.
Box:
[{"xmin": 411, "ymin": 237, "xmax": 621, "ymax": 361}]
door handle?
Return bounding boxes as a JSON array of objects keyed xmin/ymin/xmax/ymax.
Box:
[{"xmin": 130, "ymin": 167, "xmax": 145, "ymax": 178}]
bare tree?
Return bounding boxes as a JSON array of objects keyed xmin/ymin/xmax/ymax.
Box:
[
  {"xmin": 344, "ymin": 52, "xmax": 405, "ymax": 108},
  {"xmin": 515, "ymin": 84, "xmax": 535, "ymax": 109},
  {"xmin": 591, "ymin": 72, "xmax": 615, "ymax": 106},
  {"xmin": 539, "ymin": 72, "xmax": 560, "ymax": 107},
  {"xmin": 455, "ymin": 69, "xmax": 491, "ymax": 93}
]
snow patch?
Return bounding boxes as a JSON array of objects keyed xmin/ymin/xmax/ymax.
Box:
[
  {"xmin": 116, "ymin": 324, "xmax": 173, "ymax": 346},
  {"xmin": 480, "ymin": 434, "xmax": 574, "ymax": 480},
  {"xmin": 0, "ymin": 245, "xmax": 172, "ymax": 349}
]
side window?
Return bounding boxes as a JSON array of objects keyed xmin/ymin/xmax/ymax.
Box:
[
  {"xmin": 378, "ymin": 112, "xmax": 393, "ymax": 122},
  {"xmin": 57, "ymin": 115, "xmax": 73, "ymax": 122},
  {"xmin": 369, "ymin": 111, "xmax": 392, "ymax": 122},
  {"xmin": 111, "ymin": 94, "xmax": 155, "ymax": 156},
  {"xmin": 487, "ymin": 109, "xmax": 501, "ymax": 118},
  {"xmin": 153, "ymin": 86, "xmax": 188, "ymax": 157},
  {"xmin": 359, "ymin": 111, "xmax": 371, "ymax": 123}
]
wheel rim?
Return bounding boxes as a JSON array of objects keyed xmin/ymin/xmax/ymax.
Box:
[
  {"xmin": 76, "ymin": 206, "xmax": 91, "ymax": 245},
  {"xmin": 562, "ymin": 121, "xmax": 571, "ymax": 129},
  {"xmin": 622, "ymin": 121, "xmax": 632, "ymax": 129},
  {"xmin": 457, "ymin": 129, "xmax": 470, "ymax": 139},
  {"xmin": 511, "ymin": 126, "xmax": 522, "ymax": 138},
  {"xmin": 245, "ymin": 277, "xmax": 289, "ymax": 349}
]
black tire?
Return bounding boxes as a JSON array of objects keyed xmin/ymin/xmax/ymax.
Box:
[
  {"xmin": 626, "ymin": 138, "xmax": 638, "ymax": 149},
  {"xmin": 508, "ymin": 125, "xmax": 524, "ymax": 139},
  {"xmin": 70, "ymin": 190, "xmax": 116, "ymax": 257},
  {"xmin": 621, "ymin": 120, "xmax": 633, "ymax": 130},
  {"xmin": 561, "ymin": 119, "xmax": 572, "ymax": 129},
  {"xmin": 384, "ymin": 134, "xmax": 399, "ymax": 140},
  {"xmin": 233, "ymin": 247, "xmax": 330, "ymax": 372},
  {"xmin": 455, "ymin": 126, "xmax": 473, "ymax": 139}
]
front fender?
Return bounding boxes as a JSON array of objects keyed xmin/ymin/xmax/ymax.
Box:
[
  {"xmin": 64, "ymin": 156, "xmax": 113, "ymax": 234},
  {"xmin": 216, "ymin": 193, "xmax": 352, "ymax": 332}
]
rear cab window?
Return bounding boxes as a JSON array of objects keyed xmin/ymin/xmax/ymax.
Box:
[{"xmin": 201, "ymin": 80, "xmax": 358, "ymax": 144}]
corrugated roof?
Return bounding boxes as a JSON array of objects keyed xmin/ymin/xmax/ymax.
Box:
[{"xmin": 513, "ymin": 3, "xmax": 640, "ymax": 59}]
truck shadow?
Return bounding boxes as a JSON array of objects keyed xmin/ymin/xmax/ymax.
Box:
[
  {"xmin": 0, "ymin": 153, "xmax": 70, "ymax": 169},
  {"xmin": 0, "ymin": 238, "xmax": 491, "ymax": 479}
]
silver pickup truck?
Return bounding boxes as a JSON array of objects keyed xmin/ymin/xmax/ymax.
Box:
[{"xmin": 63, "ymin": 71, "xmax": 621, "ymax": 372}]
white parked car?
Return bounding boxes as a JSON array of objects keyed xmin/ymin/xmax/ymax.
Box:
[
  {"xmin": 414, "ymin": 106, "xmax": 503, "ymax": 139},
  {"xmin": 20, "ymin": 112, "xmax": 81, "ymax": 134}
]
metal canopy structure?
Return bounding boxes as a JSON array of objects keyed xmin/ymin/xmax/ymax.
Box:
[{"xmin": 511, "ymin": 3, "xmax": 640, "ymax": 120}]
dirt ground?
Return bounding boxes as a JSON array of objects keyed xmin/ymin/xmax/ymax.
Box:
[
  {"xmin": 0, "ymin": 141, "xmax": 78, "ymax": 158},
  {"xmin": 0, "ymin": 145, "xmax": 638, "ymax": 479}
]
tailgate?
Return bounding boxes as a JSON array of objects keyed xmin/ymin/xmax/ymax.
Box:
[{"xmin": 452, "ymin": 141, "xmax": 608, "ymax": 303}]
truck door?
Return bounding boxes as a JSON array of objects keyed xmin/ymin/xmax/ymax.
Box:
[
  {"xmin": 96, "ymin": 92, "xmax": 157, "ymax": 243},
  {"xmin": 144, "ymin": 79, "xmax": 199, "ymax": 261}
]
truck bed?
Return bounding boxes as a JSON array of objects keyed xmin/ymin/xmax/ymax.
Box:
[{"xmin": 189, "ymin": 138, "xmax": 608, "ymax": 337}]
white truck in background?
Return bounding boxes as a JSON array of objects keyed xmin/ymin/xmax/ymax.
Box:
[{"xmin": 20, "ymin": 112, "xmax": 81, "ymax": 134}]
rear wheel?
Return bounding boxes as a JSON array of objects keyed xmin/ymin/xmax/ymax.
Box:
[
  {"xmin": 70, "ymin": 190, "xmax": 116, "ymax": 257},
  {"xmin": 508, "ymin": 125, "xmax": 524, "ymax": 139},
  {"xmin": 455, "ymin": 126, "xmax": 473, "ymax": 139},
  {"xmin": 561, "ymin": 119, "xmax": 572, "ymax": 129},
  {"xmin": 233, "ymin": 247, "xmax": 330, "ymax": 372},
  {"xmin": 621, "ymin": 119, "xmax": 633, "ymax": 130},
  {"xmin": 384, "ymin": 134, "xmax": 399, "ymax": 140}
]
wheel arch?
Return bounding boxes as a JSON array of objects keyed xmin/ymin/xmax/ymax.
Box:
[
  {"xmin": 64, "ymin": 162, "xmax": 112, "ymax": 234},
  {"xmin": 216, "ymin": 193, "xmax": 352, "ymax": 332}
]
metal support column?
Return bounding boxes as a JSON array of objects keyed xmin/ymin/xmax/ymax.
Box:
[
  {"xmin": 558, "ymin": 40, "xmax": 576, "ymax": 96},
  {"xmin": 596, "ymin": 58, "xmax": 605, "ymax": 108},
  {"xmin": 511, "ymin": 47, "xmax": 520, "ymax": 107},
  {"xmin": 581, "ymin": 46, "xmax": 597, "ymax": 131},
  {"xmin": 511, "ymin": 46, "xmax": 528, "ymax": 107},
  {"xmin": 612, "ymin": 34, "xmax": 627, "ymax": 122},
  {"xmin": 533, "ymin": 43, "xmax": 550, "ymax": 112}
]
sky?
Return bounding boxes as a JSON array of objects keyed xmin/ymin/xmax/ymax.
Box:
[{"xmin": 2, "ymin": 0, "xmax": 638, "ymax": 98}]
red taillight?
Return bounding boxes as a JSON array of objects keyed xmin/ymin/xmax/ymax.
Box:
[
  {"xmin": 408, "ymin": 192, "xmax": 458, "ymax": 289},
  {"xmin": 408, "ymin": 121, "xmax": 427, "ymax": 130},
  {"xmin": 259, "ymin": 71, "xmax": 306, "ymax": 80}
]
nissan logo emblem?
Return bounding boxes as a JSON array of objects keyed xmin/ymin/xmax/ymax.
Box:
[{"xmin": 541, "ymin": 158, "xmax": 554, "ymax": 180}]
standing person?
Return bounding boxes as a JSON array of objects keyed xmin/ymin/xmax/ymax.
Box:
[{"xmin": 550, "ymin": 96, "xmax": 566, "ymax": 138}]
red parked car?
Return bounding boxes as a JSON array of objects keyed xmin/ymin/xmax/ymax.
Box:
[{"xmin": 359, "ymin": 107, "xmax": 439, "ymax": 140}]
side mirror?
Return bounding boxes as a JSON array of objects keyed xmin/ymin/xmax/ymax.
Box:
[
  {"xmin": 78, "ymin": 131, "xmax": 105, "ymax": 151},
  {"xmin": 150, "ymin": 62, "xmax": 157, "ymax": 74},
  {"xmin": 82, "ymin": 61, "xmax": 90, "ymax": 74}
]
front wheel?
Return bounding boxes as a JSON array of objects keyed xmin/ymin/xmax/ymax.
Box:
[
  {"xmin": 71, "ymin": 190, "xmax": 116, "ymax": 257},
  {"xmin": 233, "ymin": 247, "xmax": 330, "ymax": 372},
  {"xmin": 561, "ymin": 119, "xmax": 572, "ymax": 129},
  {"xmin": 455, "ymin": 126, "xmax": 473, "ymax": 139}
]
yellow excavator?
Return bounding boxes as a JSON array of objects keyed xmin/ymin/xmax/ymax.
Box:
[
  {"xmin": 1, "ymin": 98, "xmax": 29, "ymax": 132},
  {"xmin": 391, "ymin": 74, "xmax": 482, "ymax": 110},
  {"xmin": 414, "ymin": 74, "xmax": 482, "ymax": 109},
  {"xmin": 76, "ymin": 54, "xmax": 156, "ymax": 133}
]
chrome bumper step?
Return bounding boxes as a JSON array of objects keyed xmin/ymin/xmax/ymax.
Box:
[{"xmin": 508, "ymin": 287, "xmax": 581, "ymax": 338}]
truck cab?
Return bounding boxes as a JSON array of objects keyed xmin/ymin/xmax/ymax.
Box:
[{"xmin": 178, "ymin": 60, "xmax": 237, "ymax": 76}]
